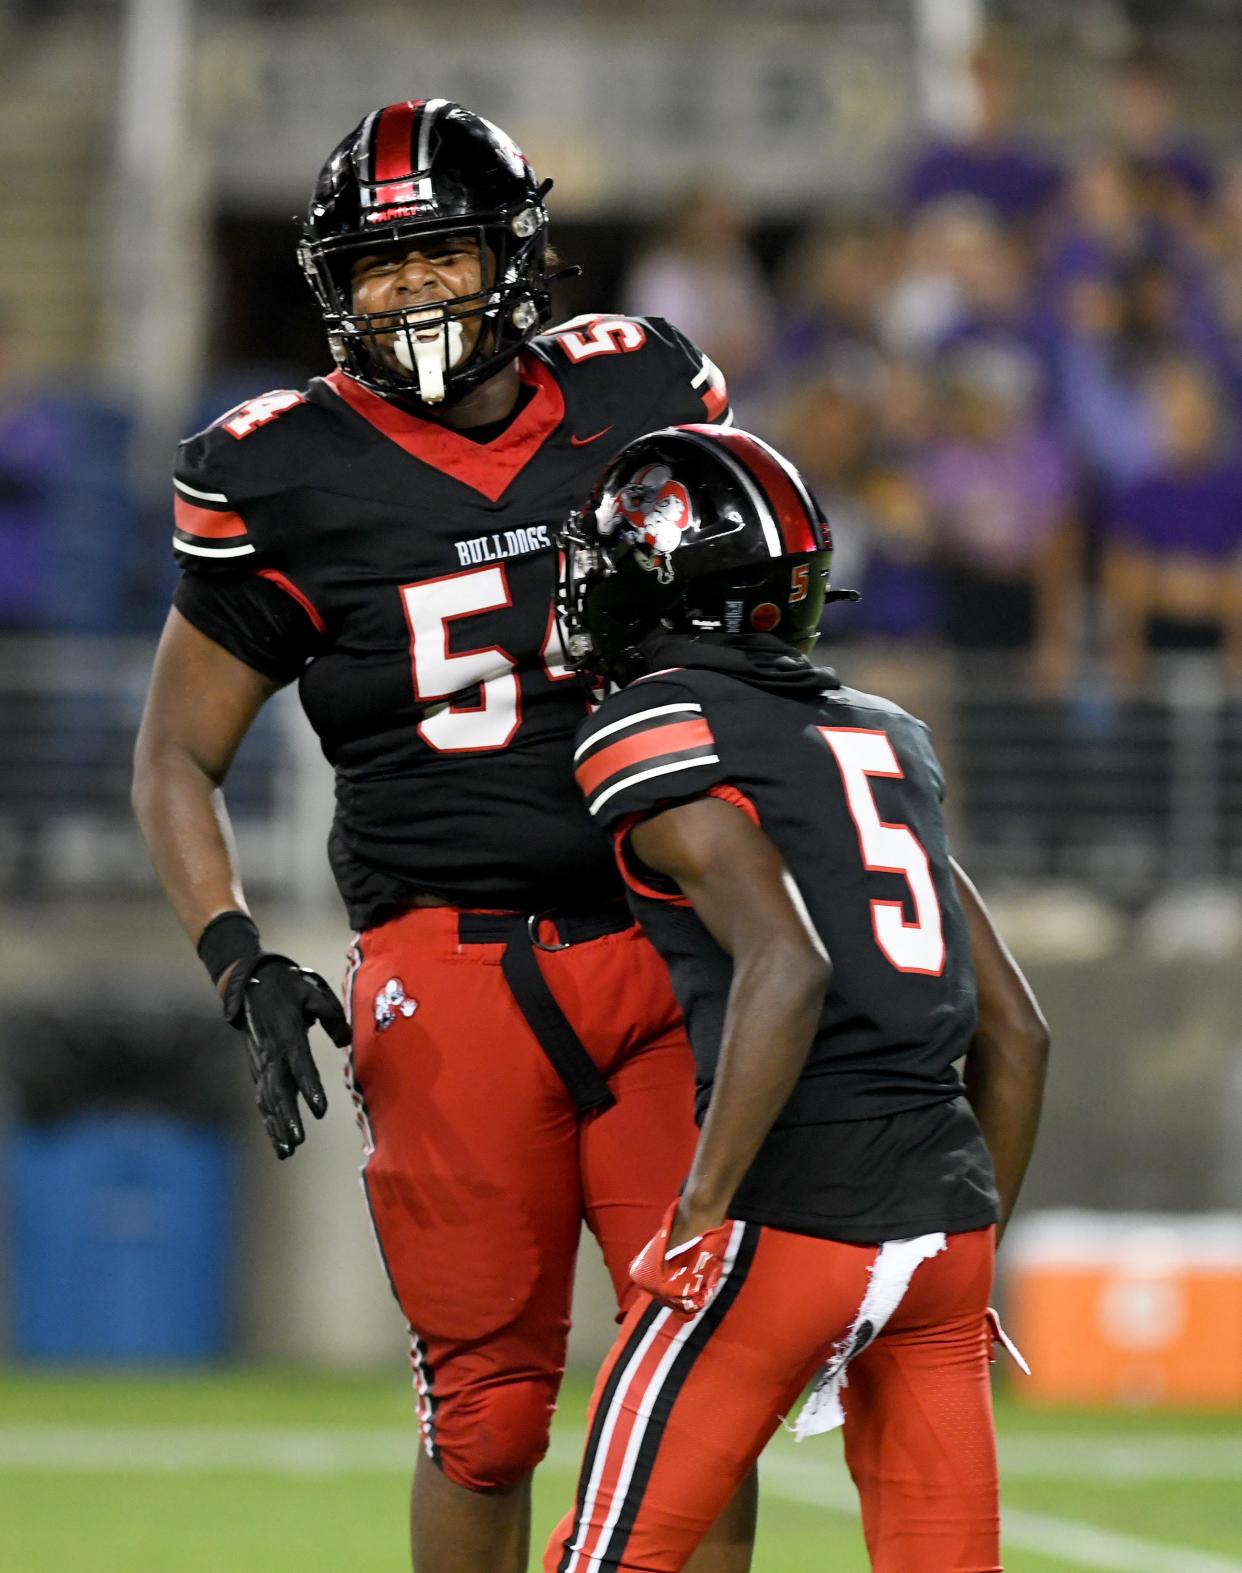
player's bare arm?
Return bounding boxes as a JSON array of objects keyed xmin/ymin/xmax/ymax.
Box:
[
  {"xmin": 952, "ymin": 856, "xmax": 1050, "ymax": 1239},
  {"xmin": 134, "ymin": 609, "xmax": 350, "ymax": 1159},
  {"xmin": 630, "ymin": 796, "xmax": 832, "ymax": 1252},
  {"xmin": 133, "ymin": 607, "xmax": 277, "ymax": 945}
]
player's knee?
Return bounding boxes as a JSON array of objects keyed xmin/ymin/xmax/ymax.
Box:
[{"xmin": 436, "ymin": 1378, "xmax": 555, "ymax": 1491}]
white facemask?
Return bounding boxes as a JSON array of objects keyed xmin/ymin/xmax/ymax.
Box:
[{"xmin": 393, "ymin": 319, "xmax": 466, "ymax": 404}]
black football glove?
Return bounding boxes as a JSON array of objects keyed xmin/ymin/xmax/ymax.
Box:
[
  {"xmin": 222, "ymin": 954, "xmax": 352, "ymax": 1159},
  {"xmin": 197, "ymin": 911, "xmax": 353, "ymax": 1160}
]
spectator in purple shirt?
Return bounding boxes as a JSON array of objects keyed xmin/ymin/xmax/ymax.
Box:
[
  {"xmin": 902, "ymin": 38, "xmax": 1062, "ymax": 229},
  {"xmin": 1042, "ymin": 153, "xmax": 1154, "ymax": 304},
  {"xmin": 1051, "ymin": 165, "xmax": 1241, "ymax": 483},
  {"xmin": 773, "ymin": 357, "xmax": 955, "ymax": 751},
  {"xmin": 931, "ymin": 211, "xmax": 1059, "ymax": 410},
  {"xmin": 622, "ymin": 183, "xmax": 775, "ymax": 408},
  {"xmin": 776, "ymin": 363, "xmax": 943, "ymax": 646},
  {"xmin": 1102, "ymin": 356, "xmax": 1242, "ymax": 686},
  {"xmin": 1211, "ymin": 158, "xmax": 1242, "ymax": 334},
  {"xmin": 1204, "ymin": 158, "xmax": 1242, "ymax": 413},
  {"xmin": 1110, "ymin": 47, "xmax": 1215, "ymax": 221},
  {"xmin": 920, "ymin": 342, "xmax": 1081, "ymax": 694},
  {"xmin": 770, "ymin": 221, "xmax": 892, "ymax": 379}
]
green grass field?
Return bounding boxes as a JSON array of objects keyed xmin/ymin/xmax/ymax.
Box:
[{"xmin": 3, "ymin": 1365, "xmax": 1241, "ymax": 1572}]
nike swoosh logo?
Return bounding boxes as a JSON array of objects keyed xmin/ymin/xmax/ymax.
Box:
[{"xmin": 570, "ymin": 426, "xmax": 614, "ymax": 447}]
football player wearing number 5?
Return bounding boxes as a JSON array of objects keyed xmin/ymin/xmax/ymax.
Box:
[
  {"xmin": 132, "ymin": 102, "xmax": 754, "ymax": 1573},
  {"xmin": 544, "ymin": 425, "xmax": 1050, "ymax": 1573}
]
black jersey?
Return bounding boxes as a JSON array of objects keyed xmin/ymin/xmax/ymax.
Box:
[
  {"xmin": 170, "ymin": 317, "xmax": 730, "ymax": 928},
  {"xmin": 572, "ymin": 633, "xmax": 999, "ymax": 1242}
]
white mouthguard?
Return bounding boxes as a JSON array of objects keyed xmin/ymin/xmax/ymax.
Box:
[{"xmin": 393, "ymin": 319, "xmax": 465, "ymax": 404}]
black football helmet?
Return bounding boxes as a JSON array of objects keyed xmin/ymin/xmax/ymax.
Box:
[
  {"xmin": 559, "ymin": 424, "xmax": 855, "ymax": 686},
  {"xmin": 299, "ymin": 98, "xmax": 556, "ymax": 404}
]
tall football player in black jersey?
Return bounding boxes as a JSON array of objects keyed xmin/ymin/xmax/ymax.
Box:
[
  {"xmin": 544, "ymin": 426, "xmax": 1049, "ymax": 1573},
  {"xmin": 132, "ymin": 101, "xmax": 754, "ymax": 1573}
]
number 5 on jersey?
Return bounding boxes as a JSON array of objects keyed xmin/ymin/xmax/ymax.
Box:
[
  {"xmin": 818, "ymin": 727, "xmax": 946, "ymax": 976},
  {"xmin": 400, "ymin": 566, "xmax": 569, "ymax": 754}
]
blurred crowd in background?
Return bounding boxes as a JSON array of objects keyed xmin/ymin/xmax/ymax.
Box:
[
  {"xmin": 5, "ymin": 34, "xmax": 1242, "ymax": 698},
  {"xmin": 628, "ymin": 40, "xmax": 1242, "ymax": 697},
  {"xmin": 4, "ymin": 17, "xmax": 1242, "ymax": 931}
]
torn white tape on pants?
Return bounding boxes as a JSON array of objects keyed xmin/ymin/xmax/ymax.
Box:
[{"xmin": 789, "ymin": 1231, "xmax": 947, "ymax": 1440}]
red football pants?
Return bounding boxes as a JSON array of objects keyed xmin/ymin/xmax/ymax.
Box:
[
  {"xmin": 345, "ymin": 907, "xmax": 699, "ymax": 1492},
  {"xmin": 545, "ymin": 1223, "xmax": 999, "ymax": 1573}
]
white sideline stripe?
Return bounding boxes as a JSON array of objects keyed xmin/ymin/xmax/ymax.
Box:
[
  {"xmin": 0, "ymin": 1428, "xmax": 1238, "ymax": 1472},
  {"xmin": 0, "ymin": 1424, "xmax": 418, "ymax": 1473},
  {"xmin": 760, "ymin": 1449, "xmax": 1242, "ymax": 1573},
  {"xmin": 1004, "ymin": 1507, "xmax": 1242, "ymax": 1573},
  {"xmin": 173, "ymin": 478, "xmax": 230, "ymax": 503},
  {"xmin": 3, "ymin": 1424, "xmax": 1240, "ymax": 1480},
  {"xmin": 589, "ymin": 753, "xmax": 720, "ymax": 815},
  {"xmin": 572, "ymin": 703, "xmax": 703, "ymax": 762},
  {"xmin": 1000, "ymin": 1435, "xmax": 1242, "ymax": 1479},
  {"xmin": 3, "ymin": 1424, "xmax": 1241, "ymax": 1572}
]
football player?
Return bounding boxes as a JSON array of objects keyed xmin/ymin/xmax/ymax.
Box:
[
  {"xmin": 544, "ymin": 425, "xmax": 1050, "ymax": 1573},
  {"xmin": 132, "ymin": 102, "xmax": 752, "ymax": 1573}
]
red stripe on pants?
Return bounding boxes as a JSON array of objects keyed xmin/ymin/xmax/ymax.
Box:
[{"xmin": 545, "ymin": 1224, "xmax": 999, "ymax": 1573}]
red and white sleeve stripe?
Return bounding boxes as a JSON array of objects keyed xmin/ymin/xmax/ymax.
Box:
[
  {"xmin": 573, "ymin": 702, "xmax": 720, "ymax": 819},
  {"xmin": 172, "ymin": 477, "xmax": 255, "ymax": 560}
]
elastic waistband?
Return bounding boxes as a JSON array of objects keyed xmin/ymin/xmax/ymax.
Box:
[{"xmin": 458, "ymin": 906, "xmax": 634, "ymax": 948}]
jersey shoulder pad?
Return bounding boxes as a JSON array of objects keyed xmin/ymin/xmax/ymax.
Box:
[
  {"xmin": 829, "ymin": 683, "xmax": 924, "ymax": 728},
  {"xmin": 573, "ymin": 673, "xmax": 727, "ymax": 827},
  {"xmin": 827, "ymin": 685, "xmax": 944, "ymax": 796},
  {"xmin": 173, "ymin": 388, "xmax": 311, "ymax": 571},
  {"xmin": 638, "ymin": 315, "xmax": 731, "ymax": 425},
  {"xmin": 538, "ymin": 313, "xmax": 730, "ymax": 426}
]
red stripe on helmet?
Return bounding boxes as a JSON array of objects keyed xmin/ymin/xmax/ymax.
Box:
[
  {"xmin": 372, "ymin": 99, "xmax": 422, "ymax": 186},
  {"xmin": 720, "ymin": 431, "xmax": 825, "ymax": 553},
  {"xmin": 680, "ymin": 427, "xmax": 824, "ymax": 554}
]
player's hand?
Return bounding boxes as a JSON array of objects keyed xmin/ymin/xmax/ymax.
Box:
[
  {"xmin": 630, "ymin": 1199, "xmax": 733, "ymax": 1317},
  {"xmin": 223, "ymin": 955, "xmax": 351, "ymax": 1160}
]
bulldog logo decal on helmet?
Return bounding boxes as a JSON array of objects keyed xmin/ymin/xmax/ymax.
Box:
[
  {"xmin": 607, "ymin": 463, "xmax": 697, "ymax": 582},
  {"xmin": 557, "ymin": 424, "xmax": 857, "ymax": 687}
]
